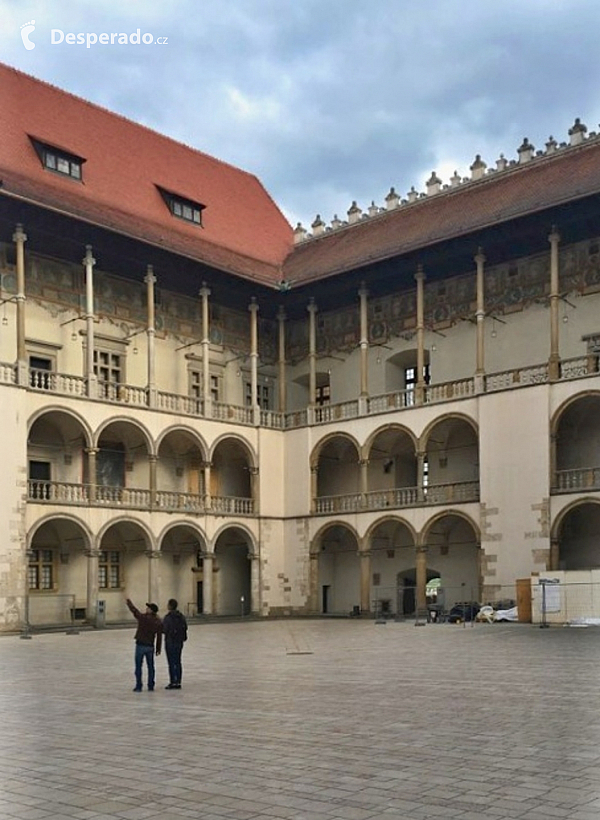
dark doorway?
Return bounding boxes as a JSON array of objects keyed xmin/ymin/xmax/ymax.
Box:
[
  {"xmin": 196, "ymin": 580, "xmax": 203, "ymax": 615},
  {"xmin": 322, "ymin": 584, "xmax": 330, "ymax": 613}
]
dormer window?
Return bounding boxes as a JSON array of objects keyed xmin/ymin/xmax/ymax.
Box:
[
  {"xmin": 29, "ymin": 137, "xmax": 84, "ymax": 181},
  {"xmin": 157, "ymin": 186, "xmax": 204, "ymax": 226}
]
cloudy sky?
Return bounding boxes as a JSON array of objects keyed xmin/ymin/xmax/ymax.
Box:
[{"xmin": 2, "ymin": 0, "xmax": 600, "ymax": 229}]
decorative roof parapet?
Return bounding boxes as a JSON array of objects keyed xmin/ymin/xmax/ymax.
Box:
[
  {"xmin": 569, "ymin": 118, "xmax": 587, "ymax": 146},
  {"xmin": 293, "ymin": 222, "xmax": 308, "ymax": 244},
  {"xmin": 517, "ymin": 138, "xmax": 535, "ymax": 163},
  {"xmin": 298, "ymin": 118, "xmax": 597, "ymax": 242},
  {"xmin": 470, "ymin": 154, "xmax": 487, "ymax": 180},
  {"xmin": 311, "ymin": 214, "xmax": 326, "ymax": 236},
  {"xmin": 426, "ymin": 172, "xmax": 442, "ymax": 196},
  {"xmin": 347, "ymin": 200, "xmax": 362, "ymax": 224},
  {"xmin": 385, "ymin": 187, "xmax": 400, "ymax": 210}
]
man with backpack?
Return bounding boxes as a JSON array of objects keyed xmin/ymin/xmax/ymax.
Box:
[{"xmin": 162, "ymin": 598, "xmax": 188, "ymax": 689}]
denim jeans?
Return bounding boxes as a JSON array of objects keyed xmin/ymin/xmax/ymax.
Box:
[
  {"xmin": 134, "ymin": 643, "xmax": 155, "ymax": 689},
  {"xmin": 166, "ymin": 641, "xmax": 183, "ymax": 685}
]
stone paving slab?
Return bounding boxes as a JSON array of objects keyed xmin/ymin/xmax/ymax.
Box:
[{"xmin": 2, "ymin": 620, "xmax": 600, "ymax": 819}]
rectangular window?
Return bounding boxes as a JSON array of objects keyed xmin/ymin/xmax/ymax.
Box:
[
  {"xmin": 29, "ymin": 355, "xmax": 52, "ymax": 390},
  {"xmin": 94, "ymin": 350, "xmax": 122, "ymax": 385},
  {"xmin": 404, "ymin": 365, "xmax": 430, "ymax": 406},
  {"xmin": 166, "ymin": 193, "xmax": 204, "ymax": 225},
  {"xmin": 43, "ymin": 149, "xmax": 82, "ymax": 180},
  {"xmin": 99, "ymin": 551, "xmax": 121, "ymax": 589},
  {"xmin": 245, "ymin": 381, "xmax": 271, "ymax": 410},
  {"xmin": 189, "ymin": 369, "xmax": 201, "ymax": 400},
  {"xmin": 315, "ymin": 384, "xmax": 330, "ymax": 406},
  {"xmin": 28, "ymin": 549, "xmax": 54, "ymax": 590}
]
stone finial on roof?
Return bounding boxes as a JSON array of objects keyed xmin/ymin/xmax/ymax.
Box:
[
  {"xmin": 368, "ymin": 201, "xmax": 379, "ymax": 217},
  {"xmin": 469, "ymin": 154, "xmax": 487, "ymax": 181},
  {"xmin": 407, "ymin": 186, "xmax": 418, "ymax": 203},
  {"xmin": 496, "ymin": 153, "xmax": 508, "ymax": 171},
  {"xmin": 568, "ymin": 118, "xmax": 587, "ymax": 146},
  {"xmin": 450, "ymin": 170, "xmax": 461, "ymax": 188},
  {"xmin": 385, "ymin": 187, "xmax": 400, "ymax": 210},
  {"xmin": 517, "ymin": 138, "xmax": 535, "ymax": 163},
  {"xmin": 426, "ymin": 172, "xmax": 442, "ymax": 195},
  {"xmin": 347, "ymin": 201, "xmax": 362, "ymax": 224},
  {"xmin": 293, "ymin": 222, "xmax": 308, "ymax": 243},
  {"xmin": 545, "ymin": 136, "xmax": 558, "ymax": 154},
  {"xmin": 311, "ymin": 214, "xmax": 326, "ymax": 236},
  {"xmin": 331, "ymin": 214, "xmax": 343, "ymax": 230}
]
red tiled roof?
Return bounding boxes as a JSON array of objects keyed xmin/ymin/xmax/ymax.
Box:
[
  {"xmin": 0, "ymin": 63, "xmax": 293, "ymax": 285},
  {"xmin": 284, "ymin": 139, "xmax": 600, "ymax": 284}
]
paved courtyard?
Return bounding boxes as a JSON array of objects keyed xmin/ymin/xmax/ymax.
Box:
[{"xmin": 2, "ymin": 619, "xmax": 600, "ymax": 820}]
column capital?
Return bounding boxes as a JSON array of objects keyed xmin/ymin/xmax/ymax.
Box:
[
  {"xmin": 307, "ymin": 297, "xmax": 318, "ymax": 315},
  {"xmin": 548, "ymin": 226, "xmax": 561, "ymax": 244},
  {"xmin": 248, "ymin": 296, "xmax": 259, "ymax": 314},
  {"xmin": 147, "ymin": 453, "xmax": 158, "ymax": 463},
  {"xmin": 248, "ymin": 466, "xmax": 259, "ymax": 475},
  {"xmin": 358, "ymin": 281, "xmax": 369, "ymax": 298},
  {"xmin": 474, "ymin": 247, "xmax": 486, "ymax": 265},
  {"xmin": 82, "ymin": 245, "xmax": 96, "ymax": 267},
  {"xmin": 199, "ymin": 281, "xmax": 211, "ymax": 298},
  {"xmin": 145, "ymin": 550, "xmax": 161, "ymax": 560},
  {"xmin": 144, "ymin": 265, "xmax": 156, "ymax": 285},
  {"xmin": 85, "ymin": 447, "xmax": 99, "ymax": 456},
  {"xmin": 277, "ymin": 304, "xmax": 287, "ymax": 321},
  {"xmin": 359, "ymin": 550, "xmax": 372, "ymax": 559},
  {"xmin": 414, "ymin": 264, "xmax": 426, "ymax": 283},
  {"xmin": 85, "ymin": 549, "xmax": 102, "ymax": 559},
  {"xmin": 12, "ymin": 224, "xmax": 27, "ymax": 243}
]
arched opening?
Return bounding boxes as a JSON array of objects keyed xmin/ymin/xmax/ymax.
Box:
[
  {"xmin": 27, "ymin": 411, "xmax": 89, "ymax": 503},
  {"xmin": 159, "ymin": 525, "xmax": 206, "ymax": 617},
  {"xmin": 211, "ymin": 438, "xmax": 254, "ymax": 514},
  {"xmin": 98, "ymin": 520, "xmax": 152, "ymax": 622},
  {"xmin": 423, "ymin": 513, "xmax": 480, "ymax": 611},
  {"xmin": 315, "ymin": 524, "xmax": 360, "ymax": 615},
  {"xmin": 213, "ymin": 527, "xmax": 253, "ymax": 615},
  {"xmin": 554, "ymin": 395, "xmax": 600, "ymax": 492},
  {"xmin": 157, "ymin": 429, "xmax": 206, "ymax": 511},
  {"xmin": 368, "ymin": 519, "xmax": 415, "ymax": 617},
  {"xmin": 557, "ymin": 502, "xmax": 600, "ymax": 569}
]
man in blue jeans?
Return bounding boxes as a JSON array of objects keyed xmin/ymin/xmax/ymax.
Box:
[
  {"xmin": 162, "ymin": 598, "xmax": 188, "ymax": 689},
  {"xmin": 125, "ymin": 598, "xmax": 162, "ymax": 692}
]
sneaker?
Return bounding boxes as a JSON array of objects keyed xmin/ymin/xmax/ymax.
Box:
[
  {"xmin": 174, "ymin": 684, "xmax": 181, "ymax": 689},
  {"xmin": 165, "ymin": 683, "xmax": 176, "ymax": 689},
  {"xmin": 133, "ymin": 687, "xmax": 142, "ymax": 692}
]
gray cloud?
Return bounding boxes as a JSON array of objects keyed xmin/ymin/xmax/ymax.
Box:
[{"xmin": 2, "ymin": 0, "xmax": 600, "ymax": 228}]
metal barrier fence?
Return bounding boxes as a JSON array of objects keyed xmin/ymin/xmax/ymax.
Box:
[{"xmin": 372, "ymin": 584, "xmax": 518, "ymax": 626}]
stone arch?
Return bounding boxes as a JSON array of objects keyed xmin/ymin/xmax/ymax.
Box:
[
  {"xmin": 366, "ymin": 516, "xmax": 418, "ymax": 619},
  {"xmin": 209, "ymin": 433, "xmax": 257, "ymax": 469},
  {"xmin": 27, "ymin": 405, "xmax": 93, "ymax": 448},
  {"xmin": 94, "ymin": 416, "xmax": 154, "ymax": 454},
  {"xmin": 309, "ymin": 431, "xmax": 361, "ymax": 470},
  {"xmin": 421, "ymin": 510, "xmax": 481, "ymax": 611},
  {"xmin": 156, "ymin": 424, "xmax": 208, "ymax": 458},
  {"xmin": 213, "ymin": 524, "xmax": 257, "ymax": 616},
  {"xmin": 310, "ymin": 522, "xmax": 360, "ymax": 615},
  {"xmin": 420, "ymin": 413, "xmax": 479, "ymax": 489},
  {"xmin": 551, "ymin": 498, "xmax": 600, "ymax": 570}
]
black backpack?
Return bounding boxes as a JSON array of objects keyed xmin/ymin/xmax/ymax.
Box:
[{"xmin": 168, "ymin": 612, "xmax": 187, "ymax": 642}]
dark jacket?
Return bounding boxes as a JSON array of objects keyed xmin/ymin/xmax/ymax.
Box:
[
  {"xmin": 162, "ymin": 609, "xmax": 188, "ymax": 646},
  {"xmin": 126, "ymin": 599, "xmax": 162, "ymax": 652}
]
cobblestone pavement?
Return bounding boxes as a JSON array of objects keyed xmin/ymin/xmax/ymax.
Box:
[{"xmin": 2, "ymin": 619, "xmax": 600, "ymax": 820}]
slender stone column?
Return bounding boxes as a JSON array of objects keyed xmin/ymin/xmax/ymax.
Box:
[
  {"xmin": 416, "ymin": 449, "xmax": 426, "ymax": 502},
  {"xmin": 148, "ymin": 454, "xmax": 157, "ymax": 508},
  {"xmin": 549, "ymin": 538, "xmax": 560, "ymax": 571},
  {"xmin": 86, "ymin": 448, "xmax": 98, "ymax": 504},
  {"xmin": 308, "ymin": 552, "xmax": 319, "ymax": 613},
  {"xmin": 550, "ymin": 433, "xmax": 558, "ymax": 491},
  {"xmin": 249, "ymin": 297, "xmax": 260, "ymax": 424},
  {"xmin": 359, "ymin": 458, "xmax": 369, "ymax": 506},
  {"xmin": 83, "ymin": 246, "xmax": 97, "ymax": 398},
  {"xmin": 307, "ymin": 298, "xmax": 317, "ymax": 408},
  {"xmin": 359, "ymin": 548, "xmax": 372, "ymax": 614},
  {"xmin": 144, "ymin": 266, "xmax": 157, "ymax": 407},
  {"xmin": 310, "ymin": 464, "xmax": 318, "ymax": 514},
  {"xmin": 85, "ymin": 549, "xmax": 100, "ymax": 624},
  {"xmin": 202, "ymin": 461, "xmax": 212, "ymax": 511},
  {"xmin": 548, "ymin": 228, "xmax": 561, "ymax": 381},
  {"xmin": 200, "ymin": 282, "xmax": 211, "ymax": 416},
  {"xmin": 146, "ymin": 550, "xmax": 161, "ymax": 604},
  {"xmin": 277, "ymin": 305, "xmax": 287, "ymax": 413},
  {"xmin": 13, "ymin": 224, "xmax": 28, "ymax": 384},
  {"xmin": 358, "ymin": 282, "xmax": 369, "ymax": 397},
  {"xmin": 474, "ymin": 247, "xmax": 486, "ymax": 393},
  {"xmin": 415, "ymin": 265, "xmax": 425, "ymax": 405},
  {"xmin": 201, "ymin": 552, "xmax": 214, "ymax": 615},
  {"xmin": 248, "ymin": 466, "xmax": 259, "ymax": 515},
  {"xmin": 250, "ymin": 554, "xmax": 260, "ymax": 615},
  {"xmin": 415, "ymin": 545, "xmax": 428, "ymax": 614}
]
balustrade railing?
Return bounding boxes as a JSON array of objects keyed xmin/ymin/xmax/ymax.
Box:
[
  {"xmin": 156, "ymin": 391, "xmax": 203, "ymax": 416},
  {"xmin": 553, "ymin": 467, "xmax": 600, "ymax": 493},
  {"xmin": 15, "ymin": 351, "xmax": 600, "ymax": 431},
  {"xmin": 95, "ymin": 486, "xmax": 151, "ymax": 507},
  {"xmin": 364, "ymin": 487, "xmax": 419, "ymax": 509},
  {"xmin": 0, "ymin": 361, "xmax": 16, "ymax": 384},
  {"xmin": 210, "ymin": 495, "xmax": 254, "ymax": 514},
  {"xmin": 155, "ymin": 490, "xmax": 205, "ymax": 511},
  {"xmin": 424, "ymin": 481, "xmax": 480, "ymax": 504},
  {"xmin": 314, "ymin": 493, "xmax": 363, "ymax": 514},
  {"xmin": 28, "ymin": 480, "xmax": 89, "ymax": 503},
  {"xmin": 213, "ymin": 402, "xmax": 254, "ymax": 425}
]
